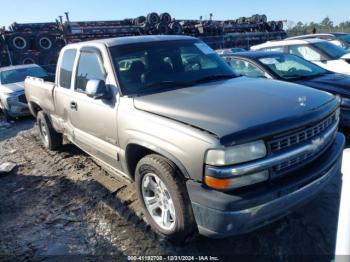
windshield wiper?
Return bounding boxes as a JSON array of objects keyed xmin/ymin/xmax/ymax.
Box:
[
  {"xmin": 283, "ymin": 73, "xmax": 325, "ymax": 80},
  {"xmin": 191, "ymin": 74, "xmax": 236, "ymax": 84},
  {"xmin": 134, "ymin": 80, "xmax": 194, "ymax": 96},
  {"xmin": 144, "ymin": 80, "xmax": 193, "ymax": 89}
]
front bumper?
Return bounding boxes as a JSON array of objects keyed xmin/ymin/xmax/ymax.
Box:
[
  {"xmin": 187, "ymin": 132, "xmax": 345, "ymax": 238},
  {"xmin": 3, "ymin": 98, "xmax": 30, "ymax": 117}
]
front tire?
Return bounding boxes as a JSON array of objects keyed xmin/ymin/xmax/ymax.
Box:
[
  {"xmin": 37, "ymin": 111, "xmax": 62, "ymax": 150},
  {"xmin": 135, "ymin": 154, "xmax": 196, "ymax": 244}
]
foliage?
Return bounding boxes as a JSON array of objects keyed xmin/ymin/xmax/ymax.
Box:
[{"xmin": 286, "ymin": 17, "xmax": 350, "ymax": 36}]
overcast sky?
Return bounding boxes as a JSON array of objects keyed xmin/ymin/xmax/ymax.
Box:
[{"xmin": 1, "ymin": 0, "xmax": 348, "ymax": 27}]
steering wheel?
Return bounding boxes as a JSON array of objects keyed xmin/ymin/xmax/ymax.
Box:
[
  {"xmin": 185, "ymin": 61, "xmax": 202, "ymax": 71},
  {"xmin": 287, "ymin": 67, "xmax": 297, "ymax": 74}
]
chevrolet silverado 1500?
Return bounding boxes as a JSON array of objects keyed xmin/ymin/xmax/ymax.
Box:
[{"xmin": 24, "ymin": 35, "xmax": 345, "ymax": 243}]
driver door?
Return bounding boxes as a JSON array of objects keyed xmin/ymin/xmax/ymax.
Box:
[{"xmin": 69, "ymin": 47, "xmax": 120, "ymax": 169}]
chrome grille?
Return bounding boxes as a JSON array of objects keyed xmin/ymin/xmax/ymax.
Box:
[
  {"xmin": 273, "ymin": 132, "xmax": 334, "ymax": 173},
  {"xmin": 275, "ymin": 152, "xmax": 314, "ymax": 172},
  {"xmin": 269, "ymin": 112, "xmax": 337, "ymax": 153}
]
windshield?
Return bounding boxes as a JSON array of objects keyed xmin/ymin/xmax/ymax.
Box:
[
  {"xmin": 338, "ymin": 35, "xmax": 350, "ymax": 45},
  {"xmin": 109, "ymin": 39, "xmax": 235, "ymax": 95},
  {"xmin": 259, "ymin": 53, "xmax": 328, "ymax": 80},
  {"xmin": 0, "ymin": 67, "xmax": 48, "ymax": 84},
  {"xmin": 313, "ymin": 41, "xmax": 347, "ymax": 59}
]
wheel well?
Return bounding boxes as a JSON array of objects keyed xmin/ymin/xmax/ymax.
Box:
[
  {"xmin": 125, "ymin": 143, "xmax": 188, "ymax": 181},
  {"xmin": 29, "ymin": 102, "xmax": 42, "ymax": 117},
  {"xmin": 125, "ymin": 144, "xmax": 154, "ymax": 180}
]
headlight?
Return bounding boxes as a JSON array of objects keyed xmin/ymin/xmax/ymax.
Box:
[
  {"xmin": 205, "ymin": 140, "xmax": 267, "ymax": 166},
  {"xmin": 341, "ymin": 97, "xmax": 350, "ymax": 107}
]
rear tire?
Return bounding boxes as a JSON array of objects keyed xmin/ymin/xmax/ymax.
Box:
[
  {"xmin": 135, "ymin": 154, "xmax": 196, "ymax": 244},
  {"xmin": 37, "ymin": 111, "xmax": 62, "ymax": 150}
]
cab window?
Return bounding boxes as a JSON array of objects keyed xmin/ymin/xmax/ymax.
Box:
[{"xmin": 59, "ymin": 49, "xmax": 77, "ymax": 89}]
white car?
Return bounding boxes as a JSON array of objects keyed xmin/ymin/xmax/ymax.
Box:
[
  {"xmin": 251, "ymin": 38, "xmax": 350, "ymax": 75},
  {"xmin": 0, "ymin": 64, "xmax": 48, "ymax": 120},
  {"xmin": 286, "ymin": 33, "xmax": 350, "ymax": 50}
]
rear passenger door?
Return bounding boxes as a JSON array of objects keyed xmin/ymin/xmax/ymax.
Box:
[{"xmin": 69, "ymin": 46, "xmax": 121, "ymax": 170}]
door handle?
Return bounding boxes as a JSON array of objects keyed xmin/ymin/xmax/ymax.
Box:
[{"xmin": 70, "ymin": 101, "xmax": 78, "ymax": 110}]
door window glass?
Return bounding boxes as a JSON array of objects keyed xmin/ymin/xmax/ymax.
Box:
[
  {"xmin": 75, "ymin": 52, "xmax": 105, "ymax": 93},
  {"xmin": 59, "ymin": 49, "xmax": 76, "ymax": 89}
]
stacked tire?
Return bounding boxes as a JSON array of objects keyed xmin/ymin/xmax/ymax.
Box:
[
  {"xmin": 135, "ymin": 12, "xmax": 183, "ymax": 35},
  {"xmin": 4, "ymin": 29, "xmax": 64, "ymax": 66}
]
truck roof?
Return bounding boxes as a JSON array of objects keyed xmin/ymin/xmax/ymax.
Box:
[{"xmin": 69, "ymin": 35, "xmax": 197, "ymax": 48}]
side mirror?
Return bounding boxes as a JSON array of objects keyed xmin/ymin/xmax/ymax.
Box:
[{"xmin": 85, "ymin": 79, "xmax": 109, "ymax": 99}]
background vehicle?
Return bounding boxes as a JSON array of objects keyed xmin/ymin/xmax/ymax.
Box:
[
  {"xmin": 251, "ymin": 39, "xmax": 350, "ymax": 75},
  {"xmin": 0, "ymin": 64, "xmax": 48, "ymax": 120},
  {"xmin": 216, "ymin": 47, "xmax": 247, "ymax": 55},
  {"xmin": 221, "ymin": 51, "xmax": 350, "ymax": 128},
  {"xmin": 287, "ymin": 33, "xmax": 350, "ymax": 50},
  {"xmin": 25, "ymin": 35, "xmax": 344, "ymax": 242}
]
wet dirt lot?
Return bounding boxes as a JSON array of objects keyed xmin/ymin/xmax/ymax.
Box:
[{"xmin": 0, "ymin": 116, "xmax": 345, "ymax": 261}]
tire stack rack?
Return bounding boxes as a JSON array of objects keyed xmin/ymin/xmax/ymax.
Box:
[
  {"xmin": 0, "ymin": 12, "xmax": 286, "ymax": 71},
  {"xmin": 1, "ymin": 22, "xmax": 65, "ymax": 72}
]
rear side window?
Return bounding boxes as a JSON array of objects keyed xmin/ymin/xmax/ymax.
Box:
[
  {"xmin": 59, "ymin": 49, "xmax": 76, "ymax": 89},
  {"xmin": 75, "ymin": 52, "xmax": 105, "ymax": 93}
]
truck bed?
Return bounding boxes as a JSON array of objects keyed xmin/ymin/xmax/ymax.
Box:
[{"xmin": 24, "ymin": 76, "xmax": 56, "ymax": 115}]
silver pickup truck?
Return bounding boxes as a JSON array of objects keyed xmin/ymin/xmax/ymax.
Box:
[{"xmin": 25, "ymin": 35, "xmax": 345, "ymax": 243}]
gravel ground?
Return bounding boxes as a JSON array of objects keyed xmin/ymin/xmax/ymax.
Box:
[{"xmin": 0, "ymin": 116, "xmax": 345, "ymax": 261}]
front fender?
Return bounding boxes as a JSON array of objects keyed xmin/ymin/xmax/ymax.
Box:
[{"xmin": 125, "ymin": 137, "xmax": 190, "ymax": 179}]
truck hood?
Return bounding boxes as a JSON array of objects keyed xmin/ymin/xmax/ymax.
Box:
[
  {"xmin": 295, "ymin": 73, "xmax": 350, "ymax": 97},
  {"xmin": 134, "ymin": 77, "xmax": 336, "ymax": 144},
  {"xmin": 1, "ymin": 82, "xmax": 25, "ymax": 94}
]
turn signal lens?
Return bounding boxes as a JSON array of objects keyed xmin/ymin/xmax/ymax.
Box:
[
  {"xmin": 204, "ymin": 176, "xmax": 230, "ymax": 190},
  {"xmin": 205, "ymin": 170, "xmax": 269, "ymax": 190}
]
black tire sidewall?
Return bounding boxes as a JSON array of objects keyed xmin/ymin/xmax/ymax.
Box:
[
  {"xmin": 37, "ymin": 111, "xmax": 50, "ymax": 148},
  {"xmin": 135, "ymin": 155, "xmax": 195, "ymax": 242},
  {"xmin": 36, "ymin": 34, "xmax": 55, "ymax": 52},
  {"xmin": 37, "ymin": 111, "xmax": 62, "ymax": 150}
]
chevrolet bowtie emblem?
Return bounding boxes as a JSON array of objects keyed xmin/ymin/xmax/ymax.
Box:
[
  {"xmin": 310, "ymin": 137, "xmax": 324, "ymax": 151},
  {"xmin": 298, "ymin": 96, "xmax": 307, "ymax": 107}
]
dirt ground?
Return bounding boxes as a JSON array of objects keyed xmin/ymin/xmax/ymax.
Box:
[{"xmin": 0, "ymin": 115, "xmax": 345, "ymax": 261}]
